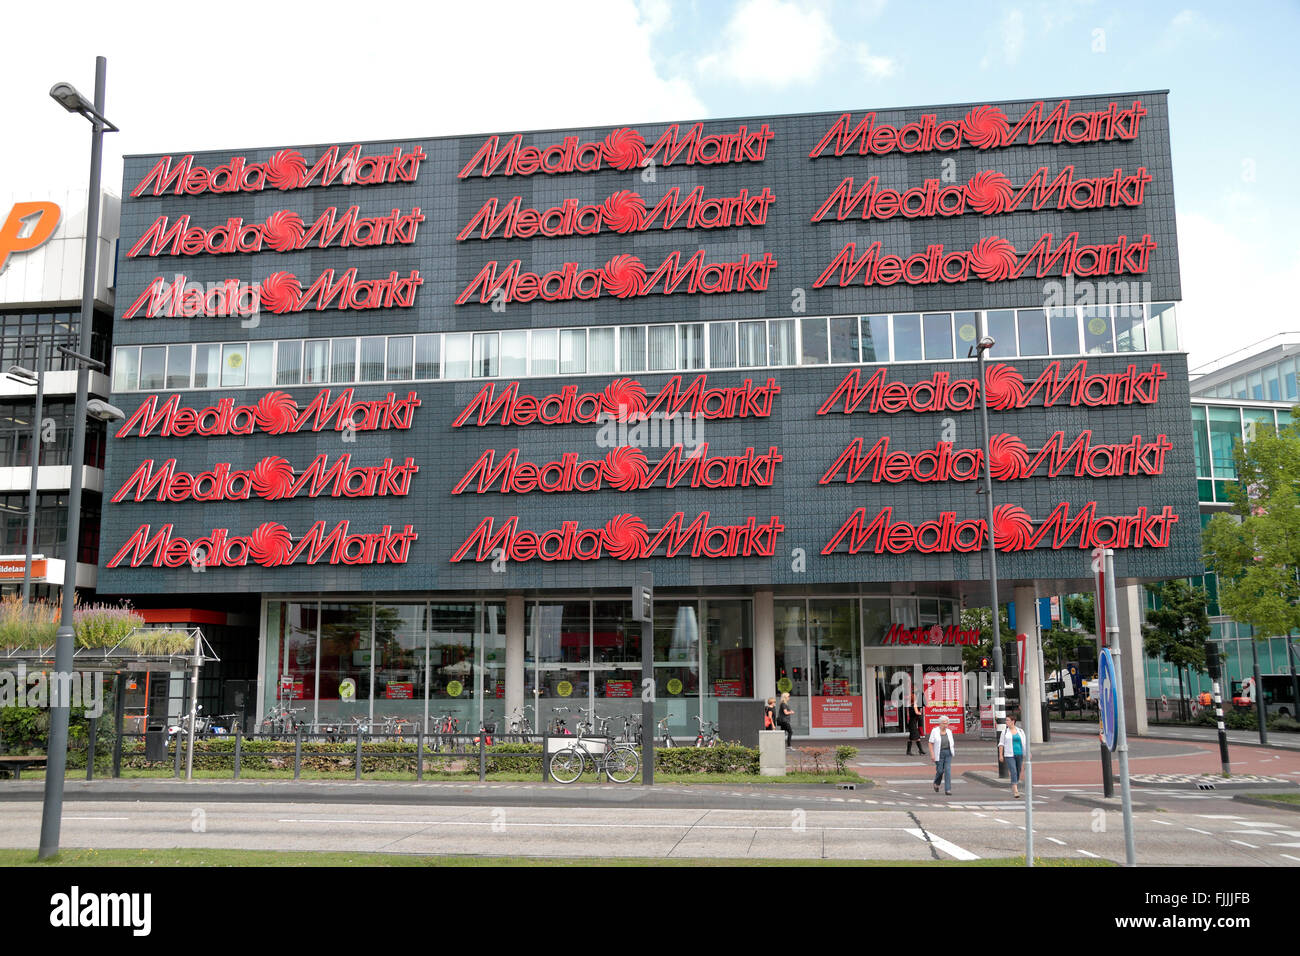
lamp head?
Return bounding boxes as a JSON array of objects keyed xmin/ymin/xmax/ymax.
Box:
[{"xmin": 49, "ymin": 82, "xmax": 91, "ymax": 113}]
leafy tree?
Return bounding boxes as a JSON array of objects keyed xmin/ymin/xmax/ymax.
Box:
[
  {"xmin": 1202, "ymin": 409, "xmax": 1300, "ymax": 649},
  {"xmin": 959, "ymin": 604, "xmax": 1013, "ymax": 671},
  {"xmin": 1064, "ymin": 594, "xmax": 1095, "ymax": 637},
  {"xmin": 1141, "ymin": 580, "xmax": 1211, "ymax": 721}
]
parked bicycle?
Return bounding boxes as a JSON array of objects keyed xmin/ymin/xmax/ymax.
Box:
[
  {"xmin": 506, "ymin": 705, "xmax": 534, "ymax": 741},
  {"xmin": 433, "ymin": 713, "xmax": 459, "ymax": 751},
  {"xmin": 693, "ymin": 716, "xmax": 721, "ymax": 748},
  {"xmin": 550, "ymin": 707, "xmax": 572, "ymax": 736},
  {"xmin": 260, "ymin": 704, "xmax": 307, "ymax": 736},
  {"xmin": 382, "ymin": 714, "xmax": 418, "ymax": 741},
  {"xmin": 549, "ymin": 725, "xmax": 640, "ymax": 784},
  {"xmin": 657, "ymin": 717, "xmax": 677, "ymax": 748}
]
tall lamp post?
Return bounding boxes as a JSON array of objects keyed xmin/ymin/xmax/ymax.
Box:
[
  {"xmin": 971, "ymin": 327, "xmax": 1006, "ymax": 778},
  {"xmin": 6, "ymin": 345, "xmax": 46, "ymax": 605},
  {"xmin": 38, "ymin": 56, "xmax": 120, "ymax": 861}
]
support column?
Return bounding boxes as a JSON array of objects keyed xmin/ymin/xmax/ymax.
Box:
[
  {"xmin": 754, "ymin": 590, "xmax": 775, "ymax": 701},
  {"xmin": 1114, "ymin": 581, "xmax": 1149, "ymax": 736},
  {"xmin": 505, "ymin": 594, "xmax": 525, "ymax": 722},
  {"xmin": 1013, "ymin": 586, "xmax": 1044, "ymax": 744}
]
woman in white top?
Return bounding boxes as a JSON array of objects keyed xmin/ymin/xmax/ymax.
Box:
[
  {"xmin": 928, "ymin": 716, "xmax": 956, "ymax": 795},
  {"xmin": 998, "ymin": 714, "xmax": 1027, "ymax": 798}
]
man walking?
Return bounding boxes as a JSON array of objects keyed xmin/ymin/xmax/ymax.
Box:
[{"xmin": 929, "ymin": 716, "xmax": 956, "ymax": 795}]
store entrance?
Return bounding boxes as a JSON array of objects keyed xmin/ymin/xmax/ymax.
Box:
[{"xmin": 873, "ymin": 665, "xmax": 917, "ymax": 735}]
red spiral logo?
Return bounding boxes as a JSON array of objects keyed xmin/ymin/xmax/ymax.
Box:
[
  {"xmin": 992, "ymin": 504, "xmax": 1034, "ymax": 552},
  {"xmin": 254, "ymin": 391, "xmax": 300, "ymax": 434},
  {"xmin": 252, "ymin": 456, "xmax": 295, "ymax": 499},
  {"xmin": 962, "ymin": 106, "xmax": 1010, "ymax": 149},
  {"xmin": 988, "ymin": 434, "xmax": 1031, "ymax": 480},
  {"xmin": 249, "ymin": 522, "xmax": 293, "ymax": 566},
  {"xmin": 601, "ymin": 378, "xmax": 648, "ymax": 417},
  {"xmin": 262, "ymin": 210, "xmax": 305, "ymax": 252},
  {"xmin": 602, "ymin": 514, "xmax": 649, "ymax": 560},
  {"xmin": 602, "ymin": 254, "xmax": 647, "ymax": 299},
  {"xmin": 602, "ymin": 190, "xmax": 646, "ymax": 233},
  {"xmin": 258, "ymin": 272, "xmax": 302, "ymax": 314},
  {"xmin": 965, "ymin": 171, "xmax": 1014, "ymax": 215},
  {"xmin": 602, "ymin": 128, "xmax": 646, "ymax": 170},
  {"xmin": 969, "ymin": 236, "xmax": 1018, "ymax": 281},
  {"xmin": 264, "ymin": 149, "xmax": 308, "ymax": 190},
  {"xmin": 983, "ymin": 364, "xmax": 1027, "ymax": 410},
  {"xmin": 602, "ymin": 447, "xmax": 650, "ymax": 491}
]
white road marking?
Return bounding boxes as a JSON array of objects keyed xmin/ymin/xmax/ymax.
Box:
[
  {"xmin": 1185, "ymin": 827, "xmax": 1212, "ymax": 835},
  {"xmin": 994, "ymin": 818, "xmax": 1012, "ymax": 825},
  {"xmin": 276, "ymin": 818, "xmax": 916, "ymax": 833},
  {"xmin": 1280, "ymin": 854, "xmax": 1300, "ymax": 863},
  {"xmin": 1230, "ymin": 839, "xmax": 1259, "ymax": 849},
  {"xmin": 1227, "ymin": 829, "xmax": 1278, "ymax": 836},
  {"xmin": 1078, "ymin": 849, "xmax": 1100, "ymax": 858},
  {"xmin": 1150, "ymin": 819, "xmax": 1174, "ymax": 826},
  {"xmin": 1046, "ymin": 837, "xmax": 1067, "ymax": 845},
  {"xmin": 63, "ymin": 816, "xmax": 130, "ymax": 820},
  {"xmin": 905, "ymin": 828, "xmax": 979, "ymax": 861}
]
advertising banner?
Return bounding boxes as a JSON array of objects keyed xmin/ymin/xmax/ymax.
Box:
[
  {"xmin": 812, "ymin": 695, "xmax": 863, "ymax": 733},
  {"xmin": 605, "ymin": 679, "xmax": 635, "ymax": 698},
  {"xmin": 923, "ymin": 664, "xmax": 964, "ymax": 734},
  {"xmin": 383, "ymin": 682, "xmax": 413, "ymax": 699}
]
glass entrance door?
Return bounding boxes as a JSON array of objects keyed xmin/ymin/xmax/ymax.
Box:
[{"xmin": 874, "ymin": 665, "xmax": 916, "ymax": 734}]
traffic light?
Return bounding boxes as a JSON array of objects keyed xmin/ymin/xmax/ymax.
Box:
[
  {"xmin": 978, "ymin": 656, "xmax": 992, "ymax": 671},
  {"xmin": 1205, "ymin": 642, "xmax": 1221, "ymax": 681},
  {"xmin": 1005, "ymin": 641, "xmax": 1018, "ymax": 674}
]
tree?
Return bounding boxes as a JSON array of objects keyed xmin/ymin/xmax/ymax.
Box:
[
  {"xmin": 959, "ymin": 604, "xmax": 1013, "ymax": 671},
  {"xmin": 1141, "ymin": 580, "xmax": 1211, "ymax": 721},
  {"xmin": 1064, "ymin": 594, "xmax": 1095, "ymax": 637},
  {"xmin": 1203, "ymin": 407, "xmax": 1300, "ymax": 673}
]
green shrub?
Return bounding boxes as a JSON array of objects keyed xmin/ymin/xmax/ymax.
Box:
[{"xmin": 653, "ymin": 744, "xmax": 760, "ymax": 774}]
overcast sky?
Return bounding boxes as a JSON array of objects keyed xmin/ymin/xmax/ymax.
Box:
[{"xmin": 4, "ymin": 0, "xmax": 1296, "ymax": 369}]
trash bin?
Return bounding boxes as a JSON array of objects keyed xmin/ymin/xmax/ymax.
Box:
[{"xmin": 144, "ymin": 730, "xmax": 168, "ymax": 763}]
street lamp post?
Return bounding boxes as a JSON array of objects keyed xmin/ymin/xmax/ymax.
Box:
[
  {"xmin": 971, "ymin": 325, "xmax": 1006, "ymax": 778},
  {"xmin": 6, "ymin": 346, "xmax": 45, "ymax": 605},
  {"xmin": 38, "ymin": 56, "xmax": 119, "ymax": 861}
]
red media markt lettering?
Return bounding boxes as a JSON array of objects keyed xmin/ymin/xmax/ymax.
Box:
[
  {"xmin": 107, "ymin": 521, "xmax": 419, "ymax": 569},
  {"xmin": 131, "ymin": 145, "xmax": 426, "ymax": 197},
  {"xmin": 115, "ymin": 390, "xmax": 421, "ymax": 439}
]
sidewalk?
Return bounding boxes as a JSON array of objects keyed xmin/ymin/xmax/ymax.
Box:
[{"xmin": 1049, "ymin": 720, "xmax": 1300, "ymax": 751}]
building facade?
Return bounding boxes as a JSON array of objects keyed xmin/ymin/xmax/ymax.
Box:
[{"xmin": 98, "ymin": 92, "xmax": 1203, "ymax": 737}]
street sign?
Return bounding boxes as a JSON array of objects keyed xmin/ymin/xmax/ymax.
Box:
[
  {"xmin": 632, "ymin": 571, "xmax": 653, "ymax": 623},
  {"xmin": 1099, "ymin": 648, "xmax": 1118, "ymax": 751}
]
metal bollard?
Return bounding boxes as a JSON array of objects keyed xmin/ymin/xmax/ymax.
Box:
[
  {"xmin": 173, "ymin": 732, "xmax": 182, "ymax": 779},
  {"xmin": 112, "ymin": 673, "xmax": 125, "ymax": 779},
  {"xmin": 233, "ymin": 729, "xmax": 242, "ymax": 780},
  {"xmin": 416, "ymin": 731, "xmax": 423, "ymax": 782},
  {"xmin": 294, "ymin": 726, "xmax": 303, "ymax": 781},
  {"xmin": 1101, "ymin": 741, "xmax": 1114, "ymax": 798},
  {"xmin": 86, "ymin": 717, "xmax": 98, "ymax": 781},
  {"xmin": 355, "ymin": 728, "xmax": 363, "ymax": 781}
]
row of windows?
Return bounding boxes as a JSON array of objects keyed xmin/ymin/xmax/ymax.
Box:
[
  {"xmin": 0, "ymin": 404, "xmax": 107, "ymax": 469},
  {"xmin": 110, "ymin": 303, "xmax": 1179, "ymax": 392},
  {"xmin": 1191, "ymin": 403, "xmax": 1294, "ymax": 504},
  {"xmin": 0, "ymin": 310, "xmax": 113, "ymax": 372},
  {"xmin": 0, "ymin": 493, "xmax": 100, "ymax": 564},
  {"xmin": 1195, "ymin": 357, "xmax": 1300, "ymax": 403}
]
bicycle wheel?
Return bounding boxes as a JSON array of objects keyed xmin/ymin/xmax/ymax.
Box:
[
  {"xmin": 605, "ymin": 746, "xmax": 639, "ymax": 784},
  {"xmin": 550, "ymin": 748, "xmax": 584, "ymax": 784}
]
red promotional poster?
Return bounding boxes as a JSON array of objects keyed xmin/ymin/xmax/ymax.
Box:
[
  {"xmin": 384, "ymin": 683, "xmax": 414, "ymax": 700},
  {"xmin": 713, "ymin": 679, "xmax": 744, "ymax": 698},
  {"xmin": 882, "ymin": 702, "xmax": 899, "ymax": 729},
  {"xmin": 605, "ymin": 680, "xmax": 635, "ymax": 698},
  {"xmin": 495, "ymin": 681, "xmax": 505, "ymax": 699},
  {"xmin": 923, "ymin": 664, "xmax": 965, "ymax": 734},
  {"xmin": 812, "ymin": 696, "xmax": 863, "ymax": 733},
  {"xmin": 822, "ymin": 678, "xmax": 850, "ymax": 695},
  {"xmin": 279, "ymin": 677, "xmax": 304, "ymax": 700}
]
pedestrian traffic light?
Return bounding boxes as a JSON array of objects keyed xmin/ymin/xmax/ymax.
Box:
[
  {"xmin": 978, "ymin": 656, "xmax": 992, "ymax": 671},
  {"xmin": 1205, "ymin": 642, "xmax": 1221, "ymax": 680}
]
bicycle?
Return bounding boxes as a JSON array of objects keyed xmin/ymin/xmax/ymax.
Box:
[
  {"xmin": 260, "ymin": 704, "xmax": 306, "ymax": 736},
  {"xmin": 382, "ymin": 714, "xmax": 417, "ymax": 742},
  {"xmin": 619, "ymin": 713, "xmax": 643, "ymax": 746},
  {"xmin": 550, "ymin": 707, "xmax": 572, "ymax": 736},
  {"xmin": 506, "ymin": 705, "xmax": 534, "ymax": 741},
  {"xmin": 549, "ymin": 725, "xmax": 640, "ymax": 784},
  {"xmin": 693, "ymin": 716, "xmax": 721, "ymax": 748},
  {"xmin": 433, "ymin": 713, "xmax": 459, "ymax": 751},
  {"xmin": 657, "ymin": 717, "xmax": 677, "ymax": 748}
]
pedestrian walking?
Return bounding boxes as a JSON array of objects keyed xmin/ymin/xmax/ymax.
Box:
[
  {"xmin": 999, "ymin": 713, "xmax": 1027, "ymax": 798},
  {"xmin": 763, "ymin": 697, "xmax": 776, "ymax": 731},
  {"xmin": 777, "ymin": 691, "xmax": 794, "ymax": 747},
  {"xmin": 905, "ymin": 692, "xmax": 926, "ymax": 756},
  {"xmin": 929, "ymin": 716, "xmax": 956, "ymax": 795}
]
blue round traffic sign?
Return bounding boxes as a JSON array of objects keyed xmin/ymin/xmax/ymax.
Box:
[{"xmin": 1099, "ymin": 648, "xmax": 1118, "ymax": 751}]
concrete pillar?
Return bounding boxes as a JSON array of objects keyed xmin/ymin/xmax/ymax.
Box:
[
  {"xmin": 1013, "ymin": 586, "xmax": 1044, "ymax": 743},
  {"xmin": 1114, "ymin": 581, "xmax": 1149, "ymax": 736},
  {"xmin": 505, "ymin": 594, "xmax": 525, "ymax": 721},
  {"xmin": 754, "ymin": 590, "xmax": 775, "ymax": 701}
]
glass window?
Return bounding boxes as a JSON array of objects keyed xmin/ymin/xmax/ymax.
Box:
[
  {"xmin": 528, "ymin": 330, "xmax": 556, "ymax": 376},
  {"xmin": 247, "ymin": 341, "xmax": 275, "ymax": 387},
  {"xmin": 953, "ymin": 312, "xmax": 979, "ymax": 353},
  {"xmin": 922, "ymin": 313, "xmax": 953, "ymax": 360},
  {"xmin": 303, "ymin": 340, "xmax": 329, "ymax": 384},
  {"xmin": 809, "ymin": 599, "xmax": 861, "ymax": 699},
  {"xmin": 1149, "ymin": 303, "xmax": 1177, "ymax": 351},
  {"xmin": 558, "ymin": 329, "xmax": 585, "ymax": 375},
  {"xmin": 649, "ymin": 325, "xmax": 676, "ymax": 371},
  {"xmin": 1191, "ymin": 406, "xmax": 1210, "ymax": 477},
  {"xmin": 1243, "ymin": 407, "xmax": 1275, "ymax": 441},
  {"xmin": 984, "ymin": 310, "xmax": 1016, "ymax": 357},
  {"xmin": 139, "ymin": 347, "xmax": 166, "ymax": 390},
  {"xmin": 769, "ymin": 319, "xmax": 796, "ymax": 366},
  {"xmin": 1232, "ymin": 376, "xmax": 1247, "ymax": 400},
  {"xmin": 1249, "ymin": 371, "xmax": 1264, "ymax": 401},
  {"xmin": 193, "ymin": 344, "xmax": 221, "ymax": 388},
  {"xmin": 709, "ymin": 322, "xmax": 737, "ymax": 369},
  {"xmin": 1284, "ymin": 359, "xmax": 1299, "ymax": 401},
  {"xmin": 165, "ymin": 345, "xmax": 192, "ymax": 389},
  {"xmin": 593, "ymin": 601, "xmax": 641, "ymax": 664},
  {"xmin": 1048, "ymin": 307, "xmax": 1080, "ymax": 355},
  {"xmin": 619, "ymin": 326, "xmax": 645, "ymax": 372},
  {"xmin": 1016, "ymin": 309, "xmax": 1048, "ymax": 356},
  {"xmin": 704, "ymin": 600, "xmax": 753, "ymax": 707},
  {"xmin": 359, "ymin": 337, "xmax": 386, "ymax": 382},
  {"xmin": 372, "ymin": 604, "xmax": 428, "ymax": 722},
  {"xmin": 444, "ymin": 333, "xmax": 471, "ymax": 379},
  {"xmin": 317, "ymin": 603, "xmax": 373, "ymax": 723},
  {"xmin": 588, "ymin": 328, "xmax": 615, "ymax": 373},
  {"xmin": 829, "ymin": 316, "xmax": 859, "ymax": 363},
  {"xmin": 773, "ymin": 600, "xmax": 810, "ymax": 736},
  {"xmin": 1265, "ymin": 364, "xmax": 1282, "ymax": 402},
  {"xmin": 892, "ymin": 314, "xmax": 922, "ymax": 361},
  {"xmin": 472, "ymin": 332, "xmax": 498, "ymax": 378},
  {"xmin": 1114, "ymin": 304, "xmax": 1145, "ymax": 352},
  {"xmin": 738, "ymin": 321, "xmax": 766, "ymax": 367},
  {"xmin": 113, "ymin": 347, "xmax": 139, "ymax": 391},
  {"xmin": 387, "ymin": 336, "xmax": 414, "ymax": 380},
  {"xmin": 427, "ymin": 604, "xmax": 478, "ymax": 724},
  {"xmin": 800, "ymin": 317, "xmax": 828, "ymax": 365},
  {"xmin": 219, "ymin": 344, "xmax": 246, "ymax": 387},
  {"xmin": 860, "ymin": 315, "xmax": 889, "ymax": 362},
  {"xmin": 330, "ymin": 338, "xmax": 356, "ymax": 382},
  {"xmin": 276, "ymin": 340, "xmax": 303, "ymax": 385},
  {"xmin": 414, "ymin": 334, "xmax": 440, "ymax": 379},
  {"xmin": 1081, "ymin": 306, "xmax": 1114, "ymax": 353},
  {"xmin": 679, "ymin": 324, "xmax": 704, "ymax": 370},
  {"xmin": 501, "ymin": 331, "xmax": 527, "ymax": 377},
  {"xmin": 528, "ymin": 602, "xmax": 591, "ymax": 665},
  {"xmin": 1207, "ymin": 406, "xmax": 1242, "ymax": 479}
]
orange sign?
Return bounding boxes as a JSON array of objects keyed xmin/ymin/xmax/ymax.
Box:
[
  {"xmin": 0, "ymin": 557, "xmax": 46, "ymax": 580},
  {"xmin": 0, "ymin": 202, "xmax": 60, "ymax": 272}
]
